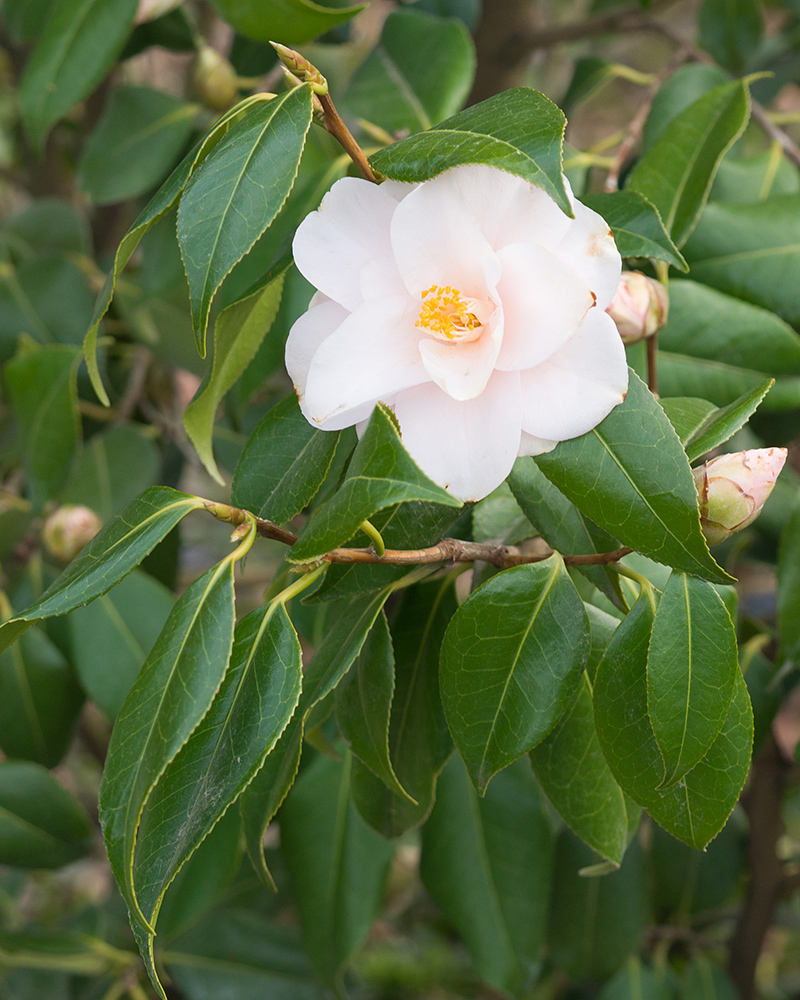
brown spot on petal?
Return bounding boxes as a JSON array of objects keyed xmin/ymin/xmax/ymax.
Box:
[
  {"xmin": 590, "ymin": 291, "xmax": 597, "ymax": 306},
  {"xmin": 608, "ymin": 229, "xmax": 614, "ymax": 238},
  {"xmin": 586, "ymin": 232, "xmax": 606, "ymax": 257}
]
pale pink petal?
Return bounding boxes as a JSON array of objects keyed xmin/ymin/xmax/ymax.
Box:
[
  {"xmin": 449, "ymin": 164, "xmax": 572, "ymax": 251},
  {"xmin": 554, "ymin": 198, "xmax": 621, "ymax": 310},
  {"xmin": 519, "ymin": 309, "xmax": 628, "ymax": 441},
  {"xmin": 390, "ymin": 171, "xmax": 501, "ymax": 298},
  {"xmin": 293, "ymin": 177, "xmax": 400, "ymax": 311},
  {"xmin": 418, "ymin": 311, "xmax": 503, "ymax": 401},
  {"xmin": 494, "ymin": 242, "xmax": 595, "ymax": 370},
  {"xmin": 379, "ymin": 179, "xmax": 417, "ymax": 202},
  {"xmin": 285, "ymin": 298, "xmax": 348, "ymax": 400},
  {"xmin": 393, "ymin": 371, "xmax": 522, "ymax": 501},
  {"xmin": 302, "ymin": 296, "xmax": 427, "ymax": 431},
  {"xmin": 518, "ymin": 431, "xmax": 557, "ymax": 457}
]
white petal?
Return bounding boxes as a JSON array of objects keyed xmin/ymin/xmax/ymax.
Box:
[
  {"xmin": 286, "ymin": 298, "xmax": 349, "ymax": 400},
  {"xmin": 417, "ymin": 308, "xmax": 503, "ymax": 401},
  {"xmin": 302, "ymin": 296, "xmax": 427, "ymax": 431},
  {"xmin": 555, "ymin": 198, "xmax": 622, "ymax": 310},
  {"xmin": 378, "ymin": 179, "xmax": 417, "ymax": 202},
  {"xmin": 293, "ymin": 177, "xmax": 400, "ymax": 311},
  {"xmin": 393, "ymin": 371, "xmax": 522, "ymax": 502},
  {"xmin": 518, "ymin": 431, "xmax": 558, "ymax": 457},
  {"xmin": 519, "ymin": 309, "xmax": 628, "ymax": 441},
  {"xmin": 390, "ymin": 171, "xmax": 501, "ymax": 298},
  {"xmin": 494, "ymin": 242, "xmax": 595, "ymax": 371},
  {"xmin": 449, "ymin": 164, "xmax": 572, "ymax": 251}
]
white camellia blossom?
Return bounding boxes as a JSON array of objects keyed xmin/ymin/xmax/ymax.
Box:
[{"xmin": 286, "ymin": 163, "xmax": 628, "ymax": 501}]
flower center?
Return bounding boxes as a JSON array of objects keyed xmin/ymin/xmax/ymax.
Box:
[{"xmin": 415, "ymin": 285, "xmax": 487, "ymax": 343}]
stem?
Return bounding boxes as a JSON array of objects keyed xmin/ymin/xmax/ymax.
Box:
[
  {"xmin": 646, "ymin": 333, "xmax": 659, "ymax": 396},
  {"xmin": 359, "ymin": 519, "xmax": 385, "ymax": 556},
  {"xmin": 318, "ymin": 93, "xmax": 378, "ymax": 183}
]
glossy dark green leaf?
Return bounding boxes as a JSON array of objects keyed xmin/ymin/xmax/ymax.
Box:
[
  {"xmin": 682, "ymin": 197, "xmax": 800, "ymax": 327},
  {"xmin": 420, "ymin": 756, "xmax": 554, "ymax": 996},
  {"xmin": 593, "ymin": 589, "xmax": 753, "ymax": 848},
  {"xmin": 472, "ymin": 483, "xmax": 531, "ymax": 545},
  {"xmin": 184, "ymin": 272, "xmax": 285, "ymax": 483},
  {"xmin": 700, "ymin": 0, "xmax": 762, "ymax": 73},
  {"xmin": 650, "ymin": 820, "xmax": 744, "ymax": 917},
  {"xmin": 536, "ymin": 370, "xmax": 731, "ymax": 584},
  {"xmin": 0, "ymin": 487, "xmax": 204, "ymax": 656},
  {"xmin": 0, "ymin": 761, "xmax": 93, "ymax": 869},
  {"xmin": 289, "ymin": 404, "xmax": 460, "ymax": 564},
  {"xmin": 508, "ymin": 457, "xmax": 623, "ymax": 605},
  {"xmin": 60, "ymin": 423, "xmax": 160, "ymax": 521},
  {"xmin": 18, "ymin": 0, "xmax": 138, "ymax": 149},
  {"xmin": 778, "ymin": 493, "xmax": 800, "ymax": 663},
  {"xmin": 240, "ymin": 586, "xmax": 395, "ymax": 885},
  {"xmin": 682, "ymin": 381, "xmax": 773, "ymax": 463},
  {"xmin": 78, "ymin": 86, "xmax": 199, "ymax": 205},
  {"xmin": 68, "ymin": 569, "xmax": 175, "ymax": 719},
  {"xmin": 335, "ymin": 613, "xmax": 411, "ymax": 801},
  {"xmin": 84, "ymin": 94, "xmax": 273, "ymax": 404},
  {"xmin": 341, "ymin": 10, "xmax": 474, "ymax": 136},
  {"xmin": 582, "ymin": 191, "xmax": 687, "ymax": 270},
  {"xmin": 5, "ymin": 345, "xmax": 80, "ymax": 509},
  {"xmin": 133, "ymin": 602, "xmax": 301, "ymax": 987},
  {"xmin": 600, "ymin": 958, "xmax": 674, "ymax": 1000},
  {"xmin": 99, "ymin": 559, "xmax": 236, "ymax": 929},
  {"xmin": 548, "ymin": 831, "xmax": 649, "ymax": 981},
  {"xmin": 370, "ymin": 88, "xmax": 570, "ymax": 215},
  {"xmin": 628, "ymin": 81, "xmax": 751, "ymax": 247},
  {"xmin": 658, "ymin": 353, "xmax": 790, "ymax": 411},
  {"xmin": 660, "ymin": 397, "xmax": 717, "ymax": 447},
  {"xmin": 231, "ymin": 395, "xmax": 341, "ymax": 524},
  {"xmin": 350, "ymin": 579, "xmax": 456, "ymax": 838},
  {"xmin": 642, "ymin": 64, "xmax": 729, "ymax": 151},
  {"xmin": 0, "ymin": 626, "xmax": 83, "ymax": 767},
  {"xmin": 530, "ymin": 673, "xmax": 628, "ymax": 864},
  {"xmin": 648, "ymin": 572, "xmax": 738, "ymax": 786},
  {"xmin": 208, "ymin": 0, "xmax": 365, "ymax": 44},
  {"xmin": 659, "ymin": 280, "xmax": 800, "ymax": 376},
  {"xmin": 440, "ymin": 555, "xmax": 590, "ymax": 793},
  {"xmin": 177, "ymin": 86, "xmax": 313, "ymax": 355},
  {"xmin": 280, "ymin": 752, "xmax": 394, "ymax": 984}
]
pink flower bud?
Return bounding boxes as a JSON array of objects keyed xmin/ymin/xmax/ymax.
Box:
[
  {"xmin": 606, "ymin": 271, "xmax": 669, "ymax": 344},
  {"xmin": 693, "ymin": 448, "xmax": 787, "ymax": 546},
  {"xmin": 43, "ymin": 505, "xmax": 102, "ymax": 563}
]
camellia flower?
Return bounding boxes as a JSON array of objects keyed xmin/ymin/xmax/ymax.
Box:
[
  {"xmin": 694, "ymin": 448, "xmax": 787, "ymax": 545},
  {"xmin": 286, "ymin": 164, "xmax": 629, "ymax": 501}
]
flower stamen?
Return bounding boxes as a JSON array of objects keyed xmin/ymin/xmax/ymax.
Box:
[{"xmin": 415, "ymin": 285, "xmax": 485, "ymax": 342}]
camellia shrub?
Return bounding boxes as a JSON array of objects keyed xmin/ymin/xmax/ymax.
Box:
[{"xmin": 1, "ymin": 0, "xmax": 800, "ymax": 998}]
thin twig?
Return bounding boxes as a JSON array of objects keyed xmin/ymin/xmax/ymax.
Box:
[
  {"xmin": 319, "ymin": 93, "xmax": 378, "ymax": 183},
  {"xmin": 111, "ymin": 345, "xmax": 150, "ymax": 427}
]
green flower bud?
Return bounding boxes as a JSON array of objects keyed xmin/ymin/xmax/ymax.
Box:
[{"xmin": 193, "ymin": 45, "xmax": 239, "ymax": 112}]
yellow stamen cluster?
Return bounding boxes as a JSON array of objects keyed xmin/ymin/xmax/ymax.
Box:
[{"xmin": 415, "ymin": 285, "xmax": 481, "ymax": 340}]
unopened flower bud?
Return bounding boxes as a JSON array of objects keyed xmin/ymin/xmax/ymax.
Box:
[
  {"xmin": 43, "ymin": 505, "xmax": 102, "ymax": 563},
  {"xmin": 193, "ymin": 45, "xmax": 239, "ymax": 112},
  {"xmin": 607, "ymin": 271, "xmax": 669, "ymax": 344},
  {"xmin": 269, "ymin": 42, "xmax": 328, "ymax": 95},
  {"xmin": 694, "ymin": 448, "xmax": 787, "ymax": 546}
]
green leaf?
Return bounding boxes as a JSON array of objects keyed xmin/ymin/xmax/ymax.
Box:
[
  {"xmin": 5, "ymin": 345, "xmax": 80, "ymax": 509},
  {"xmin": 208, "ymin": 0, "xmax": 365, "ymax": 44},
  {"xmin": 341, "ymin": 9, "xmax": 475, "ymax": 136},
  {"xmin": 280, "ymin": 752, "xmax": 395, "ymax": 985},
  {"xmin": 562, "ymin": 57, "xmax": 614, "ymax": 113},
  {"xmin": 2, "ymin": 0, "xmax": 59, "ymax": 43},
  {"xmin": 659, "ymin": 280, "xmax": 800, "ymax": 376},
  {"xmin": 593, "ymin": 589, "xmax": 753, "ymax": 849},
  {"xmin": 658, "ymin": 352, "xmax": 787, "ymax": 410},
  {"xmin": 681, "ymin": 196, "xmax": 800, "ymax": 327},
  {"xmin": 535, "ymin": 370, "xmax": 732, "ymax": 584},
  {"xmin": 335, "ymin": 612, "xmax": 412, "ymax": 801},
  {"xmin": 0, "ymin": 761, "xmax": 93, "ymax": 869},
  {"xmin": 184, "ymin": 272, "xmax": 286, "ymax": 483},
  {"xmin": 370, "ymin": 87, "xmax": 571, "ymax": 215},
  {"xmin": 78, "ymin": 86, "xmax": 200, "ymax": 206},
  {"xmin": 650, "ymin": 820, "xmax": 744, "ymax": 917},
  {"xmin": 440, "ymin": 555, "xmax": 590, "ymax": 794},
  {"xmin": 18, "ymin": 0, "xmax": 138, "ymax": 149},
  {"xmin": 700, "ymin": 0, "xmax": 762, "ymax": 73},
  {"xmin": 231, "ymin": 394, "xmax": 342, "ymax": 524},
  {"xmin": 628, "ymin": 80, "xmax": 751, "ymax": 247},
  {"xmin": 240, "ymin": 586, "xmax": 395, "ymax": 885},
  {"xmin": 0, "ymin": 198, "xmax": 90, "ymax": 260},
  {"xmin": 683, "ymin": 957, "xmax": 738, "ymax": 1000},
  {"xmin": 99, "ymin": 559, "xmax": 236, "ymax": 929},
  {"xmin": 177, "ymin": 86, "xmax": 313, "ymax": 355},
  {"xmin": 647, "ymin": 572, "xmax": 738, "ymax": 786},
  {"xmin": 779, "ymin": 493, "xmax": 800, "ymax": 663},
  {"xmin": 508, "ymin": 457, "xmax": 623, "ymax": 606},
  {"xmin": 659, "ymin": 397, "xmax": 718, "ymax": 446},
  {"xmin": 0, "ymin": 487, "xmax": 204, "ymax": 656},
  {"xmin": 68, "ymin": 569, "xmax": 174, "ymax": 719},
  {"xmin": 530, "ymin": 673, "xmax": 628, "ymax": 865},
  {"xmin": 682, "ymin": 381, "xmax": 773, "ymax": 463},
  {"xmin": 642, "ymin": 64, "xmax": 729, "ymax": 152},
  {"xmin": 0, "ymin": 626, "xmax": 83, "ymax": 767},
  {"xmin": 600, "ymin": 958, "xmax": 674, "ymax": 1000},
  {"xmin": 132, "ymin": 603, "xmax": 302, "ymax": 986},
  {"xmin": 582, "ymin": 190, "xmax": 687, "ymax": 270},
  {"xmin": 84, "ymin": 94, "xmax": 274, "ymax": 404},
  {"xmin": 349, "ymin": 579, "xmax": 456, "ymax": 838},
  {"xmin": 420, "ymin": 756, "xmax": 554, "ymax": 996},
  {"xmin": 289, "ymin": 404, "xmax": 460, "ymax": 564},
  {"xmin": 548, "ymin": 831, "xmax": 649, "ymax": 981},
  {"xmin": 710, "ymin": 151, "xmax": 800, "ymax": 203}
]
